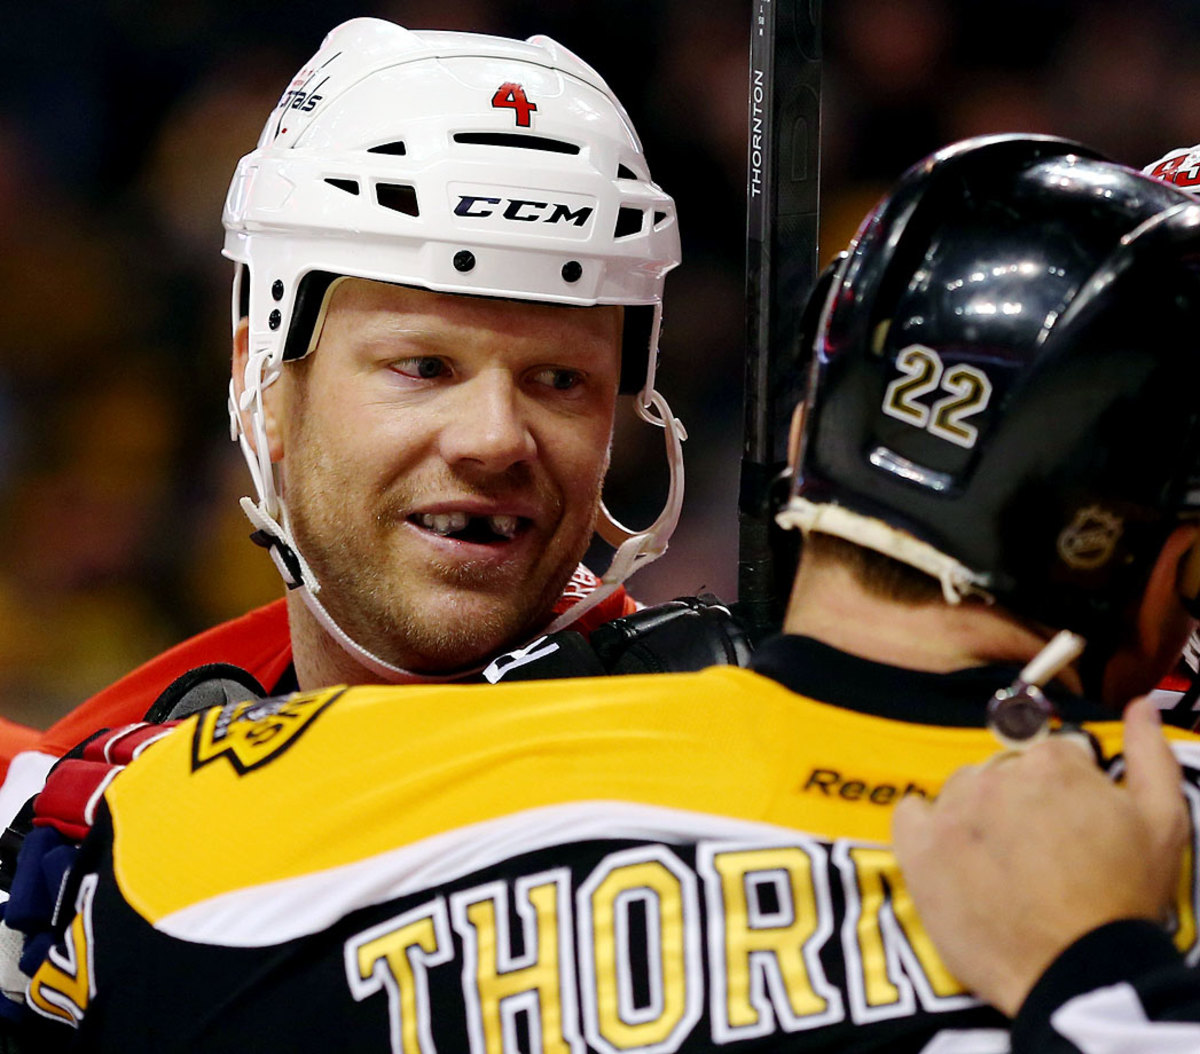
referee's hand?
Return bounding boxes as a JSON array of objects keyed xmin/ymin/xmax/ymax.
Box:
[{"xmin": 891, "ymin": 695, "xmax": 1188, "ymax": 1017}]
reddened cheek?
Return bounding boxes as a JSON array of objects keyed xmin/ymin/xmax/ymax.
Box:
[{"xmin": 259, "ymin": 381, "xmax": 287, "ymax": 464}]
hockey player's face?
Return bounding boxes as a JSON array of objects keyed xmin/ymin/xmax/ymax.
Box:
[{"xmin": 274, "ymin": 279, "xmax": 621, "ymax": 672}]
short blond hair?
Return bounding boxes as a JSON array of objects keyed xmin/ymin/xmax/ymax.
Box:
[{"xmin": 803, "ymin": 532, "xmax": 946, "ymax": 606}]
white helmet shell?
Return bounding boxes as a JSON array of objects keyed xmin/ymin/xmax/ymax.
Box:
[
  {"xmin": 224, "ymin": 18, "xmax": 679, "ymax": 387},
  {"xmin": 224, "ymin": 18, "xmax": 686, "ymax": 681}
]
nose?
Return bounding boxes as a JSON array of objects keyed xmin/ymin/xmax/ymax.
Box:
[{"xmin": 437, "ymin": 369, "xmax": 537, "ymax": 472}]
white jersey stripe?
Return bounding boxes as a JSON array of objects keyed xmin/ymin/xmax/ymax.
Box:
[
  {"xmin": 155, "ymin": 801, "xmax": 823, "ymax": 948},
  {"xmin": 1053, "ymin": 982, "xmax": 1200, "ymax": 1053}
]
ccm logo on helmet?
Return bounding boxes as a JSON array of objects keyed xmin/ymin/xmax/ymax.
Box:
[{"xmin": 454, "ymin": 195, "xmax": 594, "ymax": 227}]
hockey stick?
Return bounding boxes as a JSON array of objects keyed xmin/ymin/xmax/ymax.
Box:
[{"xmin": 737, "ymin": 0, "xmax": 823, "ymax": 641}]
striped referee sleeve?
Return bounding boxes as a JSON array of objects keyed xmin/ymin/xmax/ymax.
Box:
[{"xmin": 1011, "ymin": 920, "xmax": 1200, "ymax": 1053}]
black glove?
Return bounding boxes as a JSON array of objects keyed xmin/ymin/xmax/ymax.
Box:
[{"xmin": 482, "ymin": 595, "xmax": 753, "ymax": 683}]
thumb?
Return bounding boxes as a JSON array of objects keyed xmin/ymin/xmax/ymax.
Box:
[{"xmin": 1122, "ymin": 695, "xmax": 1185, "ymax": 831}]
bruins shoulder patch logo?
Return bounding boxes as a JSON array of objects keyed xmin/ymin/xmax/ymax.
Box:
[{"xmin": 191, "ymin": 687, "xmax": 344, "ymax": 775}]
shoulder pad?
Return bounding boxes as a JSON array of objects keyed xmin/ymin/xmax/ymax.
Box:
[{"xmin": 143, "ymin": 663, "xmax": 267, "ymax": 722}]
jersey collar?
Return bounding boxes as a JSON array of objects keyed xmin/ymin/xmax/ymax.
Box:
[{"xmin": 750, "ymin": 633, "xmax": 1112, "ymax": 727}]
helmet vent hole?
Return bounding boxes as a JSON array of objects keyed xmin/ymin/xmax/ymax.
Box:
[
  {"xmin": 375, "ymin": 183, "xmax": 420, "ymax": 217},
  {"xmin": 614, "ymin": 207, "xmax": 644, "ymax": 239},
  {"xmin": 324, "ymin": 178, "xmax": 361, "ymax": 196},
  {"xmin": 653, "ymin": 211, "xmax": 668, "ymax": 228},
  {"xmin": 453, "ymin": 132, "xmax": 579, "ymax": 155},
  {"xmin": 367, "ymin": 141, "xmax": 407, "ymax": 156},
  {"xmin": 617, "ymin": 163, "xmax": 639, "ymax": 179}
]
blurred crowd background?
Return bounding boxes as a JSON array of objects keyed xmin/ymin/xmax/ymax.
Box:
[{"xmin": 1, "ymin": 0, "xmax": 1197, "ymax": 727}]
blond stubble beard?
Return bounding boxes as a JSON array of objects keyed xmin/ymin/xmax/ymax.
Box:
[{"xmin": 282, "ymin": 443, "xmax": 603, "ymax": 675}]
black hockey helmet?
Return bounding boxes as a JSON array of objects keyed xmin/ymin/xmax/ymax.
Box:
[{"xmin": 780, "ymin": 133, "xmax": 1200, "ymax": 650}]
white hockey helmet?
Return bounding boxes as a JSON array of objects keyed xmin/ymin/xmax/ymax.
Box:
[{"xmin": 223, "ymin": 18, "xmax": 685, "ymax": 680}]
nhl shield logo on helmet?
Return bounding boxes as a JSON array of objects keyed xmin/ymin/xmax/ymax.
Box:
[{"xmin": 1057, "ymin": 506, "xmax": 1125, "ymax": 572}]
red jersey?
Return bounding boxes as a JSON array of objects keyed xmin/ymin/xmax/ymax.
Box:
[{"xmin": 0, "ymin": 570, "xmax": 638, "ymax": 825}]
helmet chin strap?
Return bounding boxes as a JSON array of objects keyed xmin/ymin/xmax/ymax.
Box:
[
  {"xmin": 297, "ymin": 577, "xmax": 475, "ymax": 684},
  {"xmin": 239, "ymin": 495, "xmax": 483, "ymax": 684},
  {"xmin": 543, "ymin": 386, "xmax": 687, "ymax": 634},
  {"xmin": 234, "ymin": 355, "xmax": 465, "ymax": 684},
  {"xmin": 234, "ymin": 383, "xmax": 686, "ymax": 684}
]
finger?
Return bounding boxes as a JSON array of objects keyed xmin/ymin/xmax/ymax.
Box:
[
  {"xmin": 931, "ymin": 757, "xmax": 987, "ymax": 808},
  {"xmin": 890, "ymin": 792, "xmax": 934, "ymax": 860},
  {"xmin": 1046, "ymin": 729, "xmax": 1099, "ymax": 761},
  {"xmin": 1122, "ymin": 695, "xmax": 1185, "ymax": 828},
  {"xmin": 1019, "ymin": 733, "xmax": 1099, "ymax": 777},
  {"xmin": 981, "ymin": 748, "xmax": 1026, "ymax": 767}
]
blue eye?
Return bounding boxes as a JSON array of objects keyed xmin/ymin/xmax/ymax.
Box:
[
  {"xmin": 395, "ymin": 357, "xmax": 447, "ymax": 380},
  {"xmin": 535, "ymin": 368, "xmax": 583, "ymax": 391}
]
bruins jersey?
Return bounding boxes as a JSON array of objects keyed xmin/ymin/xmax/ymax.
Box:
[{"xmin": 27, "ymin": 636, "xmax": 1200, "ymax": 1053}]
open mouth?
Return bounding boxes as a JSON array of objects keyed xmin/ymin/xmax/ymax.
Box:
[{"xmin": 410, "ymin": 511, "xmax": 527, "ymax": 543}]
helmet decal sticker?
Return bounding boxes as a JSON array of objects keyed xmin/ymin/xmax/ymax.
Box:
[
  {"xmin": 928, "ymin": 364, "xmax": 993, "ymax": 448},
  {"xmin": 1056, "ymin": 506, "xmax": 1125, "ymax": 571},
  {"xmin": 1145, "ymin": 149, "xmax": 1200, "ymax": 192},
  {"xmin": 491, "ymin": 83, "xmax": 538, "ymax": 127},
  {"xmin": 271, "ymin": 57, "xmax": 338, "ymax": 140},
  {"xmin": 882, "ymin": 344, "xmax": 942, "ymax": 428},
  {"xmin": 279, "ymin": 85, "xmax": 325, "ymax": 115},
  {"xmin": 881, "ymin": 345, "xmax": 992, "ymax": 448},
  {"xmin": 452, "ymin": 192, "xmax": 595, "ymax": 228}
]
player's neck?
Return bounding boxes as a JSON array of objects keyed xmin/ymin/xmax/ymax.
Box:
[
  {"xmin": 285, "ymin": 592, "xmax": 393, "ymax": 690},
  {"xmin": 782, "ymin": 555, "xmax": 1079, "ymax": 688}
]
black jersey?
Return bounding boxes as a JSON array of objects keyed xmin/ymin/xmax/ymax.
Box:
[{"xmin": 26, "ymin": 636, "xmax": 1200, "ymax": 1052}]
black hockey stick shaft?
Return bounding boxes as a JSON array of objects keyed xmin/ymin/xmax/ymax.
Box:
[{"xmin": 737, "ymin": 0, "xmax": 823, "ymax": 641}]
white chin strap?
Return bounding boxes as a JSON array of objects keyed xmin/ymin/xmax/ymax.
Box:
[
  {"xmin": 775, "ymin": 496, "xmax": 990, "ymax": 605},
  {"xmin": 233, "ymin": 373, "xmax": 686, "ymax": 684},
  {"xmin": 237, "ymin": 496, "xmax": 457, "ymax": 684},
  {"xmin": 232, "ymin": 354, "xmax": 455, "ymax": 683},
  {"xmin": 543, "ymin": 385, "xmax": 687, "ymax": 635}
]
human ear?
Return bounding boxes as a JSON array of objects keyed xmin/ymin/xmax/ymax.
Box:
[
  {"xmin": 232, "ymin": 320, "xmax": 285, "ymax": 464},
  {"xmin": 1102, "ymin": 526, "xmax": 1200, "ymax": 705},
  {"xmin": 1136, "ymin": 526, "xmax": 1200, "ymax": 680},
  {"xmin": 1177, "ymin": 533, "xmax": 1200, "ymax": 615}
]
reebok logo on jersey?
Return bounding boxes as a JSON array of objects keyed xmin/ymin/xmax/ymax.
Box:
[{"xmin": 801, "ymin": 768, "xmax": 931, "ymax": 805}]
